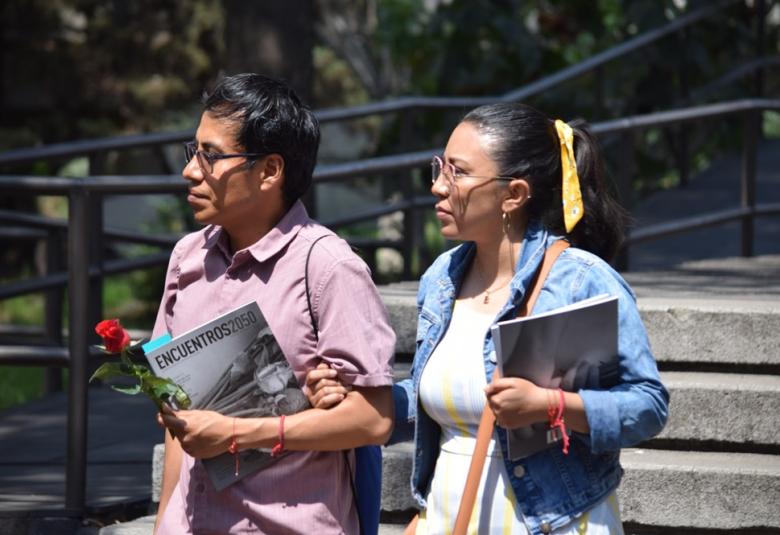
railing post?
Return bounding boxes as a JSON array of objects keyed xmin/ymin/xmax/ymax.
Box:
[
  {"xmin": 614, "ymin": 130, "xmax": 635, "ymax": 271},
  {"xmin": 594, "ymin": 65, "xmax": 604, "ymax": 120},
  {"xmin": 43, "ymin": 228, "xmax": 64, "ymax": 394},
  {"xmin": 741, "ymin": 110, "xmax": 758, "ymax": 257},
  {"xmin": 65, "ymin": 185, "xmax": 90, "ymax": 514},
  {"xmin": 87, "ymin": 153, "xmax": 106, "ymax": 342},
  {"xmin": 399, "ymin": 110, "xmax": 419, "ymax": 280},
  {"xmin": 754, "ymin": 0, "xmax": 766, "ymax": 98},
  {"xmin": 676, "ymin": 26, "xmax": 690, "ymax": 188}
]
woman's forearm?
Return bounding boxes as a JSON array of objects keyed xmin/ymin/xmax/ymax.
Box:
[
  {"xmin": 236, "ymin": 386, "xmax": 393, "ymax": 452},
  {"xmin": 561, "ymin": 391, "xmax": 590, "ymax": 434}
]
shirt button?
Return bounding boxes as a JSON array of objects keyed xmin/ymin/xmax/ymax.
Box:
[
  {"xmin": 195, "ymin": 482, "xmax": 206, "ymax": 493},
  {"xmin": 513, "ymin": 465, "xmax": 525, "ymax": 478},
  {"xmin": 540, "ymin": 522, "xmax": 552, "ymax": 534}
]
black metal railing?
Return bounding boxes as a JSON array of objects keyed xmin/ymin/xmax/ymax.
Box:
[{"xmin": 0, "ymin": 0, "xmax": 774, "ymax": 516}]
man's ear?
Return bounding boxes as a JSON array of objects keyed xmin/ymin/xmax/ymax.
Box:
[
  {"xmin": 501, "ymin": 178, "xmax": 532, "ymax": 214},
  {"xmin": 257, "ymin": 154, "xmax": 285, "ymax": 189}
]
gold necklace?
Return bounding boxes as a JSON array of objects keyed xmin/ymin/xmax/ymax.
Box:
[{"xmin": 474, "ymin": 258, "xmax": 513, "ymax": 304}]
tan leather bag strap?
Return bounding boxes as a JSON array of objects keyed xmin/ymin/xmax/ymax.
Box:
[{"xmin": 452, "ymin": 240, "xmax": 569, "ymax": 535}]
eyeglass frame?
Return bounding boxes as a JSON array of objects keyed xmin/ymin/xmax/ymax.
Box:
[
  {"xmin": 430, "ymin": 155, "xmax": 516, "ymax": 186},
  {"xmin": 183, "ymin": 141, "xmax": 267, "ymax": 174}
]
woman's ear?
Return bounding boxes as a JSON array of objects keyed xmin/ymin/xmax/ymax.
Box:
[{"xmin": 501, "ymin": 178, "xmax": 532, "ymax": 214}]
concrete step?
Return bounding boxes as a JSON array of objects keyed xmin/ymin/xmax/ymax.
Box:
[
  {"xmin": 379, "ymin": 284, "xmax": 780, "ymax": 366},
  {"xmin": 619, "ymin": 448, "xmax": 780, "ymax": 530},
  {"xmin": 97, "ymin": 515, "xmax": 408, "ymax": 535},
  {"xmin": 658, "ymin": 371, "xmax": 780, "ymax": 446},
  {"xmin": 381, "ymin": 443, "xmax": 780, "ymax": 530},
  {"xmin": 638, "ymin": 298, "xmax": 780, "ymax": 367}
]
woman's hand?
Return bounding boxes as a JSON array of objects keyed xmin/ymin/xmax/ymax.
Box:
[
  {"xmin": 305, "ymin": 362, "xmax": 350, "ymax": 409},
  {"xmin": 158, "ymin": 404, "xmax": 232, "ymax": 459},
  {"xmin": 484, "ymin": 377, "xmax": 548, "ymax": 429}
]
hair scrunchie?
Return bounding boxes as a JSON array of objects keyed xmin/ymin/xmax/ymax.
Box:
[{"xmin": 554, "ymin": 119, "xmax": 584, "ymax": 233}]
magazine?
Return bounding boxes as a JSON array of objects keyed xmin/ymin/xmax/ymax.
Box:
[
  {"xmin": 490, "ymin": 294, "xmax": 620, "ymax": 460},
  {"xmin": 142, "ymin": 301, "xmax": 310, "ymax": 491}
]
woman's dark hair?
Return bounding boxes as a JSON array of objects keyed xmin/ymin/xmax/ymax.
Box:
[
  {"xmin": 462, "ymin": 102, "xmax": 629, "ymax": 261},
  {"xmin": 203, "ymin": 73, "xmax": 320, "ymax": 206}
]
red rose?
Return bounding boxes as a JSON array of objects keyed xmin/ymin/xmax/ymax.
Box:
[{"xmin": 95, "ymin": 319, "xmax": 131, "ymax": 353}]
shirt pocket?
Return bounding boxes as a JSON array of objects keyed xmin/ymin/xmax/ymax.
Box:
[
  {"xmin": 415, "ymin": 308, "xmax": 437, "ymax": 350},
  {"xmin": 411, "ymin": 308, "xmax": 438, "ymax": 385}
]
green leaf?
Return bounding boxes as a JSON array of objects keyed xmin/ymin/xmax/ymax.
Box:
[
  {"xmin": 111, "ymin": 384, "xmax": 142, "ymax": 395},
  {"xmin": 89, "ymin": 362, "xmax": 127, "ymax": 382},
  {"xmin": 142, "ymin": 376, "xmax": 192, "ymax": 410}
]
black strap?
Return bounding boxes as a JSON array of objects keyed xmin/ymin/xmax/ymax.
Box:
[
  {"xmin": 304, "ymin": 234, "xmax": 364, "ymax": 534},
  {"xmin": 305, "ymin": 234, "xmax": 330, "ymax": 340}
]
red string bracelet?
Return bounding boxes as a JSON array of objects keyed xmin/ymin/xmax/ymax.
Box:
[
  {"xmin": 547, "ymin": 388, "xmax": 570, "ymax": 455},
  {"xmin": 271, "ymin": 414, "xmax": 286, "ymax": 457},
  {"xmin": 227, "ymin": 417, "xmax": 240, "ymax": 476}
]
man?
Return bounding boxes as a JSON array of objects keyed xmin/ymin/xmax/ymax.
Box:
[{"xmin": 153, "ymin": 73, "xmax": 395, "ymax": 534}]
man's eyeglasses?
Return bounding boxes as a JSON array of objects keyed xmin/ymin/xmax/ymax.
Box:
[
  {"xmin": 431, "ymin": 155, "xmax": 515, "ymax": 186},
  {"xmin": 183, "ymin": 141, "xmax": 266, "ymax": 174}
]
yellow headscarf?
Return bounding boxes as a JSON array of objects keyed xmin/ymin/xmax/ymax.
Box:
[{"xmin": 554, "ymin": 119, "xmax": 583, "ymax": 233}]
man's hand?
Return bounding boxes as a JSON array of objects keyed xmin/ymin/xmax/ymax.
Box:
[
  {"xmin": 305, "ymin": 362, "xmax": 350, "ymax": 409},
  {"xmin": 158, "ymin": 404, "xmax": 233, "ymax": 459}
]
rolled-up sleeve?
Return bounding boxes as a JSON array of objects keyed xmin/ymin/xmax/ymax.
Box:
[
  {"xmin": 313, "ymin": 257, "xmax": 396, "ymax": 388},
  {"xmin": 578, "ymin": 265, "xmax": 669, "ymax": 453}
]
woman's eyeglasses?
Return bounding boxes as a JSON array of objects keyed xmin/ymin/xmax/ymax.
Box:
[
  {"xmin": 183, "ymin": 141, "xmax": 266, "ymax": 174},
  {"xmin": 430, "ymin": 155, "xmax": 515, "ymax": 186}
]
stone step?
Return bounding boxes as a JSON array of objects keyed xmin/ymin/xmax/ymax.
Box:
[
  {"xmin": 658, "ymin": 371, "xmax": 780, "ymax": 446},
  {"xmin": 619, "ymin": 449, "xmax": 780, "ymax": 530},
  {"xmin": 97, "ymin": 515, "xmax": 408, "ymax": 535},
  {"xmin": 638, "ymin": 298, "xmax": 780, "ymax": 368},
  {"xmin": 379, "ymin": 284, "xmax": 780, "ymax": 367},
  {"xmin": 386, "ymin": 369, "xmax": 780, "ymax": 447},
  {"xmin": 381, "ymin": 443, "xmax": 780, "ymax": 530}
]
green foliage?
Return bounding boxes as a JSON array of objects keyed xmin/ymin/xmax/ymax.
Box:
[
  {"xmin": 90, "ymin": 359, "xmax": 191, "ymax": 410},
  {"xmin": 0, "ymin": 368, "xmax": 44, "ymax": 410},
  {"xmin": 1, "ymin": 0, "xmax": 224, "ymax": 152},
  {"xmin": 90, "ymin": 343, "xmax": 191, "ymax": 410}
]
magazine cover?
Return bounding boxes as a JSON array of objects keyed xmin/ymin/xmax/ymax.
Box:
[
  {"xmin": 491, "ymin": 294, "xmax": 620, "ymax": 460},
  {"xmin": 143, "ymin": 301, "xmax": 310, "ymax": 491}
]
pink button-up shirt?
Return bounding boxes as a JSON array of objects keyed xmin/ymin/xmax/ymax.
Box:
[{"xmin": 154, "ymin": 201, "xmax": 395, "ymax": 534}]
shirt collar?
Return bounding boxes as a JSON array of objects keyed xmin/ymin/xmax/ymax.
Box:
[{"xmin": 203, "ymin": 200, "xmax": 311, "ymax": 264}]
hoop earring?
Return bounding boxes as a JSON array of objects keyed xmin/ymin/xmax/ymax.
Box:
[{"xmin": 502, "ymin": 211, "xmax": 511, "ymax": 235}]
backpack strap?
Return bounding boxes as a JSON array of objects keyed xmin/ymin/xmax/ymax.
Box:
[
  {"xmin": 305, "ymin": 235, "xmax": 331, "ymax": 340},
  {"xmin": 303, "ymin": 234, "xmax": 366, "ymax": 535}
]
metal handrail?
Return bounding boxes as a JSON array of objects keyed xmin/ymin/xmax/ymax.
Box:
[
  {"xmin": 626, "ymin": 203, "xmax": 780, "ymax": 245},
  {"xmin": 0, "ymin": 1, "xmax": 739, "ymax": 168},
  {"xmin": 0, "ymin": 97, "xmax": 776, "ymax": 305},
  {"xmin": 1, "ymin": 99, "xmax": 776, "ymax": 195}
]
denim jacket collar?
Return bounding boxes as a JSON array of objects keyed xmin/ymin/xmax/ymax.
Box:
[{"xmin": 433, "ymin": 221, "xmax": 560, "ymax": 321}]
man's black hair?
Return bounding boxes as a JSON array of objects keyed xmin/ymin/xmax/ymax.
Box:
[{"xmin": 203, "ymin": 73, "xmax": 320, "ymax": 206}]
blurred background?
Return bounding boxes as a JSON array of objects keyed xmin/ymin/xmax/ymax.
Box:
[{"xmin": 1, "ymin": 0, "xmax": 778, "ymax": 406}]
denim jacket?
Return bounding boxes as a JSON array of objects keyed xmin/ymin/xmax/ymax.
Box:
[{"xmin": 390, "ymin": 222, "xmax": 669, "ymax": 534}]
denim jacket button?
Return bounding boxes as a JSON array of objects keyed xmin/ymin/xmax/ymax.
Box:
[
  {"xmin": 540, "ymin": 521, "xmax": 551, "ymax": 534},
  {"xmin": 513, "ymin": 465, "xmax": 525, "ymax": 478}
]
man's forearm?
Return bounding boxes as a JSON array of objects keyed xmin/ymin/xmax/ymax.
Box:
[{"xmin": 154, "ymin": 430, "xmax": 182, "ymax": 533}]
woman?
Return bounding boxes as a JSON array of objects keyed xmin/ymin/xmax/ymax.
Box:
[{"xmin": 308, "ymin": 102, "xmax": 669, "ymax": 534}]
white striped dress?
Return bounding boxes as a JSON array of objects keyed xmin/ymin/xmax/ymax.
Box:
[{"xmin": 417, "ymin": 301, "xmax": 624, "ymax": 535}]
